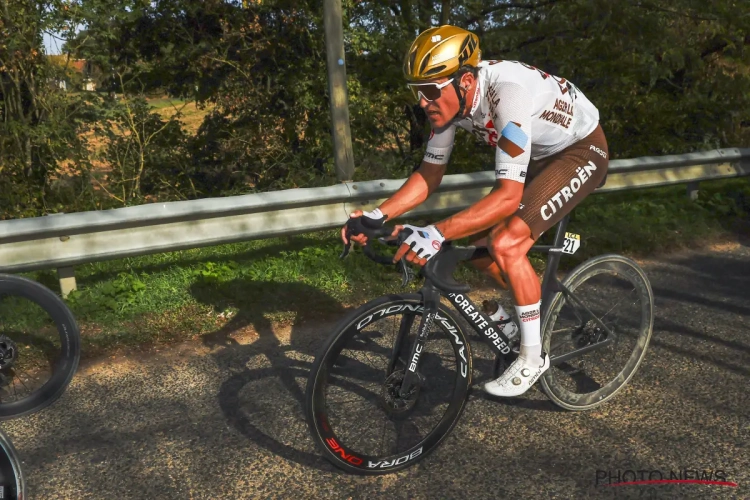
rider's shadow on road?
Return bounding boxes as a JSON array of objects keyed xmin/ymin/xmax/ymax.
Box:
[{"xmin": 189, "ymin": 277, "xmax": 351, "ymax": 471}]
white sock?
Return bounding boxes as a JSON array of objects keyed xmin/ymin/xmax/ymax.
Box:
[{"xmin": 515, "ymin": 301, "xmax": 542, "ymax": 360}]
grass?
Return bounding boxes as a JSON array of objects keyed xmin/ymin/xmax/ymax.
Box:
[
  {"xmin": 18, "ymin": 177, "xmax": 750, "ymax": 359},
  {"xmin": 147, "ymin": 97, "xmax": 187, "ymax": 110},
  {"xmin": 148, "ymin": 96, "xmax": 213, "ymax": 136}
]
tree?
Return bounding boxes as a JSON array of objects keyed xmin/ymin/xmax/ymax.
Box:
[
  {"xmin": 0, "ymin": 0, "xmax": 98, "ymax": 217},
  {"xmin": 4, "ymin": 0, "xmax": 746, "ymax": 216}
]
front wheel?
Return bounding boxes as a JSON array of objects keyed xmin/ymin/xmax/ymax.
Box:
[
  {"xmin": 306, "ymin": 294, "xmax": 472, "ymax": 475},
  {"xmin": 0, "ymin": 274, "xmax": 81, "ymax": 419},
  {"xmin": 540, "ymin": 254, "xmax": 654, "ymax": 411}
]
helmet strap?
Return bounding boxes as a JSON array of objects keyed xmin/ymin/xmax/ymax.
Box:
[{"xmin": 450, "ymin": 78, "xmax": 468, "ymax": 124}]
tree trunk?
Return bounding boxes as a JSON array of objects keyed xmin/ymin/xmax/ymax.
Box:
[
  {"xmin": 400, "ymin": 0, "xmax": 415, "ymax": 34},
  {"xmin": 418, "ymin": 0, "xmax": 432, "ymax": 31},
  {"xmin": 440, "ymin": 0, "xmax": 451, "ymax": 25}
]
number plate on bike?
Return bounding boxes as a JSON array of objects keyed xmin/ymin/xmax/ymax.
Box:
[{"xmin": 563, "ymin": 232, "xmax": 581, "ymax": 254}]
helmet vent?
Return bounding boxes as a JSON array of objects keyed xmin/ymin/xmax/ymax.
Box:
[
  {"xmin": 419, "ymin": 53, "xmax": 431, "ymax": 74},
  {"xmin": 458, "ymin": 35, "xmax": 476, "ymax": 66},
  {"xmin": 459, "ymin": 35, "xmax": 470, "ymax": 53},
  {"xmin": 424, "ymin": 65, "xmax": 447, "ymax": 76}
]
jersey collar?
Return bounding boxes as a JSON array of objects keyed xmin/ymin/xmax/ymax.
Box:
[{"xmin": 468, "ymin": 75, "xmax": 482, "ymax": 116}]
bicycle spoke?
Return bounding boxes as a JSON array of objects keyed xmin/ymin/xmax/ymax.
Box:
[{"xmin": 599, "ymin": 287, "xmax": 637, "ymax": 322}]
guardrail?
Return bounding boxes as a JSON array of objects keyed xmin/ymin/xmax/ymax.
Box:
[{"xmin": 0, "ymin": 147, "xmax": 748, "ymax": 296}]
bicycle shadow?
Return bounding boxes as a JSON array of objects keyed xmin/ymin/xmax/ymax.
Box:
[{"xmin": 189, "ymin": 277, "xmax": 352, "ymax": 472}]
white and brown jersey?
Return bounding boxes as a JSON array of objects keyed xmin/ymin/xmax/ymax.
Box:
[{"xmin": 423, "ymin": 59, "xmax": 601, "ymax": 184}]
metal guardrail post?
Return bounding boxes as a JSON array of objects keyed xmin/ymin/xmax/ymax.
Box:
[
  {"xmin": 57, "ymin": 266, "xmax": 77, "ymax": 298},
  {"xmin": 687, "ymin": 181, "xmax": 700, "ymax": 200}
]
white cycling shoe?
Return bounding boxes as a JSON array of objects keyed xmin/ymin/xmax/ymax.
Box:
[{"xmin": 484, "ymin": 352, "xmax": 550, "ymax": 397}]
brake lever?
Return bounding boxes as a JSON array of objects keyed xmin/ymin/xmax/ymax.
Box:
[
  {"xmin": 378, "ymin": 237, "xmax": 415, "ymax": 288},
  {"xmin": 339, "ymin": 240, "xmax": 352, "ymax": 260},
  {"xmin": 396, "ymin": 257, "xmax": 415, "ymax": 288},
  {"xmin": 341, "ymin": 224, "xmax": 415, "ymax": 288}
]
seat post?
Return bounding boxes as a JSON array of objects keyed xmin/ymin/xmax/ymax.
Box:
[{"xmin": 540, "ymin": 214, "xmax": 570, "ymax": 321}]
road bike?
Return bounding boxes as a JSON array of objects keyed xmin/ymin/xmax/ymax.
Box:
[
  {"xmin": 0, "ymin": 274, "xmax": 81, "ymax": 420},
  {"xmin": 305, "ymin": 213, "xmax": 654, "ymax": 474}
]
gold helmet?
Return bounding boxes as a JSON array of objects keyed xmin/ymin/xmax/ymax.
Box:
[{"xmin": 403, "ymin": 25, "xmax": 481, "ymax": 82}]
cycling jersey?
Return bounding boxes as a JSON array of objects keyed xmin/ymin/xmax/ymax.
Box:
[{"xmin": 423, "ymin": 60, "xmax": 600, "ymax": 183}]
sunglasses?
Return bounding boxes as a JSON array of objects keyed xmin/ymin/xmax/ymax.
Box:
[{"xmin": 407, "ymin": 78, "xmax": 454, "ymax": 102}]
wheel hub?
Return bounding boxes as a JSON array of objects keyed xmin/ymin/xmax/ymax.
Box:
[
  {"xmin": 577, "ymin": 320, "xmax": 609, "ymax": 346},
  {"xmin": 382, "ymin": 370, "xmax": 420, "ymax": 415}
]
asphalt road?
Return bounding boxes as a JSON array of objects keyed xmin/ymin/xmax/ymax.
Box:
[{"xmin": 3, "ymin": 243, "xmax": 749, "ymax": 500}]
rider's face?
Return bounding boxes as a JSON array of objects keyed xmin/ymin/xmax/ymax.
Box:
[
  {"xmin": 417, "ymin": 73, "xmax": 475, "ymax": 129},
  {"xmin": 418, "ymin": 77, "xmax": 459, "ymax": 129}
]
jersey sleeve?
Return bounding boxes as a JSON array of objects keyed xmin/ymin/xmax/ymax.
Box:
[
  {"xmin": 490, "ymin": 82, "xmax": 533, "ymax": 183},
  {"xmin": 422, "ymin": 123, "xmax": 456, "ymax": 165}
]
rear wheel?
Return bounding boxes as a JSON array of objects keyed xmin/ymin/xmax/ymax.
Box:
[
  {"xmin": 306, "ymin": 294, "xmax": 472, "ymax": 474},
  {"xmin": 540, "ymin": 255, "xmax": 654, "ymax": 410}
]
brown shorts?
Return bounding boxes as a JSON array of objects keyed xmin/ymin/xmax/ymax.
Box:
[{"xmin": 516, "ymin": 123, "xmax": 609, "ymax": 239}]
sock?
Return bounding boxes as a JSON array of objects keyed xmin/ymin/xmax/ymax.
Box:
[{"xmin": 515, "ymin": 301, "xmax": 542, "ymax": 360}]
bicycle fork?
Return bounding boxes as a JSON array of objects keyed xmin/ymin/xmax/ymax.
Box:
[{"xmin": 389, "ymin": 285, "xmax": 442, "ymax": 399}]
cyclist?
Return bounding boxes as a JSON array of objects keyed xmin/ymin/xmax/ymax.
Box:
[{"xmin": 342, "ymin": 25, "xmax": 609, "ymax": 397}]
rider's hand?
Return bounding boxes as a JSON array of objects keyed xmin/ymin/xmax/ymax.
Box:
[
  {"xmin": 393, "ymin": 224, "xmax": 445, "ymax": 267},
  {"xmin": 341, "ymin": 208, "xmax": 391, "ymax": 246}
]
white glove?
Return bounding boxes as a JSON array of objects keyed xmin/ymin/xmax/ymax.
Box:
[
  {"xmin": 401, "ymin": 224, "xmax": 445, "ymax": 261},
  {"xmin": 360, "ymin": 207, "xmax": 386, "ymax": 223}
]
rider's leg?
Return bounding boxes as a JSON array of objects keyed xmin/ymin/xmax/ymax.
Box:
[
  {"xmin": 466, "ymin": 230, "xmax": 517, "ymax": 340},
  {"xmin": 483, "ymin": 123, "xmax": 610, "ymax": 397},
  {"xmin": 482, "ymin": 217, "xmax": 548, "ymax": 398},
  {"xmin": 466, "ymin": 225, "xmax": 509, "ymax": 289},
  {"xmin": 468, "ymin": 248, "xmax": 509, "ymax": 289},
  {"xmin": 488, "ymin": 217, "xmax": 539, "ymax": 308}
]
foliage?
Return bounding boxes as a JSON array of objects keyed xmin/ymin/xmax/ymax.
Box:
[
  {"xmin": 0, "ymin": 0, "xmax": 101, "ymax": 217},
  {"xmin": 0, "ymin": 0, "xmax": 749, "ymax": 218},
  {"xmin": 92, "ymin": 92, "xmax": 192, "ymax": 203},
  {"xmin": 66, "ymin": 271, "xmax": 147, "ymax": 316}
]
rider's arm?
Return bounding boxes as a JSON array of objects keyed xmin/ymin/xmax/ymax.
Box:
[
  {"xmin": 433, "ymin": 81, "xmax": 534, "ymax": 240},
  {"xmin": 377, "ymin": 161, "xmax": 446, "ymax": 220},
  {"xmin": 434, "ymin": 179, "xmax": 524, "ymax": 240},
  {"xmin": 377, "ymin": 124, "xmax": 456, "ymax": 220}
]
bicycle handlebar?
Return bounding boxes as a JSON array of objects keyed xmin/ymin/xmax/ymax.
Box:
[{"xmin": 340, "ymin": 218, "xmax": 471, "ymax": 294}]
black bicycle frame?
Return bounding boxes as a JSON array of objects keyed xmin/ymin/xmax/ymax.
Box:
[{"xmin": 395, "ymin": 213, "xmax": 616, "ymax": 397}]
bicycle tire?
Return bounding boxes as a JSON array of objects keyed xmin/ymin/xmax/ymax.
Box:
[
  {"xmin": 306, "ymin": 294, "xmax": 472, "ymax": 475},
  {"xmin": 0, "ymin": 429, "xmax": 25, "ymax": 499},
  {"xmin": 0, "ymin": 274, "xmax": 81, "ymax": 420},
  {"xmin": 539, "ymin": 254, "xmax": 654, "ymax": 411}
]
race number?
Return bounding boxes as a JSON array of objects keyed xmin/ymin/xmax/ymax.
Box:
[{"xmin": 562, "ymin": 232, "xmax": 581, "ymax": 254}]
